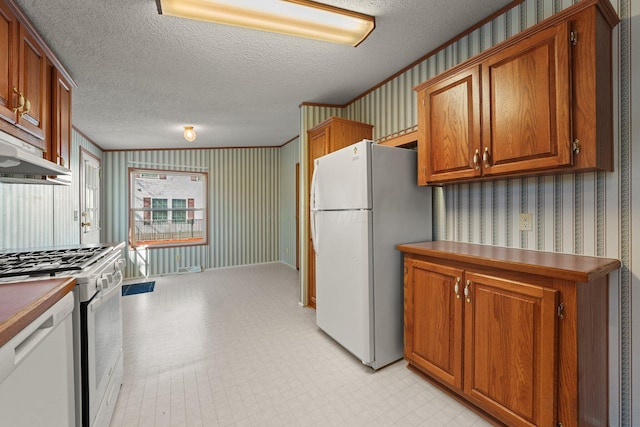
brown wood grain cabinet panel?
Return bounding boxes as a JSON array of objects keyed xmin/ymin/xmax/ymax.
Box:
[
  {"xmin": 50, "ymin": 67, "xmax": 72, "ymax": 168},
  {"xmin": 414, "ymin": 0, "xmax": 619, "ymax": 185},
  {"xmin": 0, "ymin": 0, "xmax": 76, "ymax": 153},
  {"xmin": 16, "ymin": 24, "xmax": 47, "ymax": 141},
  {"xmin": 463, "ymin": 273, "xmax": 558, "ymax": 427},
  {"xmin": 0, "ymin": 1, "xmax": 18, "ymax": 125},
  {"xmin": 569, "ymin": 5, "xmax": 616, "ymax": 172},
  {"xmin": 482, "ymin": 22, "xmax": 571, "ymax": 176},
  {"xmin": 307, "ymin": 129, "xmax": 327, "ymax": 309},
  {"xmin": 419, "ymin": 66, "xmax": 481, "ymax": 183},
  {"xmin": 306, "ymin": 117, "xmax": 372, "ymax": 308},
  {"xmin": 404, "ymin": 260, "xmax": 463, "ymax": 389},
  {"xmin": 399, "ymin": 241, "xmax": 619, "ymax": 427}
]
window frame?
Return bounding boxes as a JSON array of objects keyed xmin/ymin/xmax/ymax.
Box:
[{"xmin": 128, "ymin": 167, "xmax": 208, "ymax": 248}]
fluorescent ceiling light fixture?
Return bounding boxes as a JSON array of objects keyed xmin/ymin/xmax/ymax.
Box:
[{"xmin": 156, "ymin": 0, "xmax": 375, "ymax": 46}]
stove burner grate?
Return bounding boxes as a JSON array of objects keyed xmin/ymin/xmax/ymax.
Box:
[{"xmin": 0, "ymin": 246, "xmax": 112, "ymax": 278}]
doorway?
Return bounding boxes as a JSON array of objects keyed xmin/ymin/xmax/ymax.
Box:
[{"xmin": 79, "ymin": 148, "xmax": 101, "ymax": 244}]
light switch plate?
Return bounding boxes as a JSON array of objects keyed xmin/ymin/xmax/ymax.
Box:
[{"xmin": 519, "ymin": 213, "xmax": 533, "ymax": 231}]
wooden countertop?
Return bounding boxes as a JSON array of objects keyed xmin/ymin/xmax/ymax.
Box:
[
  {"xmin": 397, "ymin": 241, "xmax": 621, "ymax": 283},
  {"xmin": 0, "ymin": 277, "xmax": 76, "ymax": 348}
]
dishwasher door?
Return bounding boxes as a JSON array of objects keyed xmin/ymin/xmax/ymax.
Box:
[{"xmin": 0, "ymin": 292, "xmax": 75, "ymax": 427}]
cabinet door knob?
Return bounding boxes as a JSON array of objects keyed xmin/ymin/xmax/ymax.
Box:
[
  {"xmin": 483, "ymin": 147, "xmax": 490, "ymax": 169},
  {"xmin": 454, "ymin": 277, "xmax": 461, "ymax": 299},
  {"xmin": 82, "ymin": 222, "xmax": 91, "ymax": 227},
  {"xmin": 473, "ymin": 149, "xmax": 480, "ymax": 170},
  {"xmin": 464, "ymin": 280, "xmax": 471, "ymax": 303}
]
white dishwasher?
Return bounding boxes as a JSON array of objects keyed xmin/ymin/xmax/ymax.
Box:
[{"xmin": 0, "ymin": 292, "xmax": 76, "ymax": 427}]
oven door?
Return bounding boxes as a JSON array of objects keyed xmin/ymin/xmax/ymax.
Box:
[{"xmin": 81, "ymin": 271, "xmax": 123, "ymax": 427}]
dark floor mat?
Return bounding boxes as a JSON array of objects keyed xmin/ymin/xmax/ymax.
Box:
[{"xmin": 122, "ymin": 281, "xmax": 155, "ymax": 296}]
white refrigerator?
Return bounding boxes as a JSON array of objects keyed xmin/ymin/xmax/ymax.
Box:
[{"xmin": 310, "ymin": 139, "xmax": 432, "ymax": 370}]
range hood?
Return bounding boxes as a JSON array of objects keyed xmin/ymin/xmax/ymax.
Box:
[{"xmin": 0, "ymin": 131, "xmax": 71, "ymax": 185}]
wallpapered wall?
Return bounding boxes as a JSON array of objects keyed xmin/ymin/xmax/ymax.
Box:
[
  {"xmin": 102, "ymin": 148, "xmax": 281, "ymax": 279},
  {"xmin": 279, "ymin": 137, "xmax": 299, "ymax": 268},
  {"xmin": 297, "ymin": 0, "xmax": 631, "ymax": 424},
  {"xmin": 0, "ymin": 130, "xmax": 102, "ymax": 249},
  {"xmin": 0, "ymin": 0, "xmax": 635, "ymax": 423}
]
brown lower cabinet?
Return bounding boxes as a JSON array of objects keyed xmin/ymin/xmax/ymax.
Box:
[{"xmin": 398, "ymin": 241, "xmax": 620, "ymax": 427}]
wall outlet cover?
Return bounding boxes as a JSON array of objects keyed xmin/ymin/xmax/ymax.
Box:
[{"xmin": 519, "ymin": 213, "xmax": 533, "ymax": 231}]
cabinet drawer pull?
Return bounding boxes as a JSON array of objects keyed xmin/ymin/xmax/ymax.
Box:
[
  {"xmin": 454, "ymin": 277, "xmax": 461, "ymax": 299},
  {"xmin": 464, "ymin": 280, "xmax": 471, "ymax": 303},
  {"xmin": 473, "ymin": 149, "xmax": 480, "ymax": 170},
  {"xmin": 483, "ymin": 147, "xmax": 490, "ymax": 169}
]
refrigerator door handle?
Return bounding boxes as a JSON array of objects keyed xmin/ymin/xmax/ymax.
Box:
[
  {"xmin": 310, "ymin": 165, "xmax": 319, "ymax": 254},
  {"xmin": 309, "ymin": 162, "xmax": 318, "ymax": 253},
  {"xmin": 310, "ymin": 163, "xmax": 318, "ymax": 211},
  {"xmin": 310, "ymin": 210, "xmax": 319, "ymax": 254}
]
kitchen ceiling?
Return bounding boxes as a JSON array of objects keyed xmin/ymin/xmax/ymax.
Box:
[{"xmin": 14, "ymin": 0, "xmax": 514, "ymax": 150}]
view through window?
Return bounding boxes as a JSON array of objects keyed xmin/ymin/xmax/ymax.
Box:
[{"xmin": 129, "ymin": 169, "xmax": 208, "ymax": 247}]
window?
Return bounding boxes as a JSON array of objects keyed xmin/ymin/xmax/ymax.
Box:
[
  {"xmin": 152, "ymin": 198, "xmax": 168, "ymax": 222},
  {"xmin": 129, "ymin": 169, "xmax": 207, "ymax": 247},
  {"xmin": 172, "ymin": 199, "xmax": 187, "ymax": 224}
]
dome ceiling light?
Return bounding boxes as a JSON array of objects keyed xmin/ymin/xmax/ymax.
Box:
[{"xmin": 183, "ymin": 126, "xmax": 196, "ymax": 142}]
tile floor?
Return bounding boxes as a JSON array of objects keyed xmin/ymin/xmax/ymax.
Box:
[{"xmin": 110, "ymin": 262, "xmax": 493, "ymax": 427}]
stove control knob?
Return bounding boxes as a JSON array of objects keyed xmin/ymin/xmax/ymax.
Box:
[
  {"xmin": 104, "ymin": 272, "xmax": 114, "ymax": 284},
  {"xmin": 97, "ymin": 277, "xmax": 108, "ymax": 291},
  {"xmin": 116, "ymin": 259, "xmax": 126, "ymax": 271}
]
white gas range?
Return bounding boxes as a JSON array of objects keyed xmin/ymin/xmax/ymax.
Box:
[{"xmin": 0, "ymin": 242, "xmax": 125, "ymax": 427}]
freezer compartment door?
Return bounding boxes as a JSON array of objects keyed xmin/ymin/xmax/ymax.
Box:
[
  {"xmin": 314, "ymin": 139, "xmax": 371, "ymax": 210},
  {"xmin": 315, "ymin": 210, "xmax": 373, "ymax": 364}
]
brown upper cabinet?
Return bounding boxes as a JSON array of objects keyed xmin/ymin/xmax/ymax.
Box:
[
  {"xmin": 306, "ymin": 117, "xmax": 372, "ymax": 308},
  {"xmin": 50, "ymin": 68, "xmax": 72, "ymax": 169},
  {"xmin": 0, "ymin": 0, "xmax": 75, "ymax": 162},
  {"xmin": 16, "ymin": 23, "xmax": 48, "ymax": 143},
  {"xmin": 415, "ymin": 0, "xmax": 619, "ymax": 185},
  {"xmin": 0, "ymin": 1, "xmax": 18, "ymax": 126}
]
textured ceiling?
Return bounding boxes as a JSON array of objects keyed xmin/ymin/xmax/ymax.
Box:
[{"xmin": 14, "ymin": 0, "xmax": 514, "ymax": 150}]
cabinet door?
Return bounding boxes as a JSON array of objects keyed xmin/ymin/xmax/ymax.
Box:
[
  {"xmin": 404, "ymin": 259, "xmax": 464, "ymax": 389},
  {"xmin": 51, "ymin": 68, "xmax": 72, "ymax": 168},
  {"xmin": 307, "ymin": 129, "xmax": 328, "ymax": 309},
  {"xmin": 482, "ymin": 22, "xmax": 571, "ymax": 176},
  {"xmin": 463, "ymin": 272, "xmax": 558, "ymax": 427},
  {"xmin": 16, "ymin": 25, "xmax": 47, "ymax": 140},
  {"xmin": 419, "ymin": 66, "xmax": 481, "ymax": 184},
  {"xmin": 0, "ymin": 1, "xmax": 18, "ymax": 124}
]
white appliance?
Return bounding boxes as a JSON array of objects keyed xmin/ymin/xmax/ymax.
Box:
[
  {"xmin": 0, "ymin": 292, "xmax": 75, "ymax": 427},
  {"xmin": 310, "ymin": 139, "xmax": 432, "ymax": 370},
  {"xmin": 0, "ymin": 129, "xmax": 71, "ymax": 185},
  {"xmin": 0, "ymin": 243, "xmax": 125, "ymax": 427}
]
